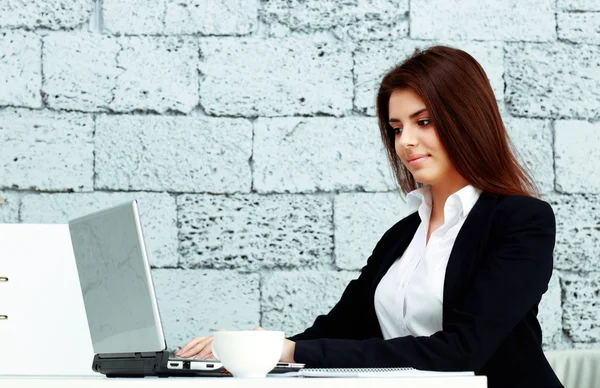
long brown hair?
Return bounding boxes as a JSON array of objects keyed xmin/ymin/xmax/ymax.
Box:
[{"xmin": 376, "ymin": 45, "xmax": 539, "ymax": 198}]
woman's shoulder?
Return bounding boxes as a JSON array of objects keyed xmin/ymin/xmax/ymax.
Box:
[
  {"xmin": 493, "ymin": 193, "xmax": 553, "ymax": 212},
  {"xmin": 490, "ymin": 193, "xmax": 555, "ymax": 227}
]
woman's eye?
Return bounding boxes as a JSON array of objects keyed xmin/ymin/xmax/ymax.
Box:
[
  {"xmin": 393, "ymin": 127, "xmax": 403, "ymax": 134},
  {"xmin": 418, "ymin": 119, "xmax": 430, "ymax": 126}
]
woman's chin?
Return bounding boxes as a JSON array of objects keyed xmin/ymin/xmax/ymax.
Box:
[{"xmin": 412, "ymin": 172, "xmax": 434, "ymax": 185}]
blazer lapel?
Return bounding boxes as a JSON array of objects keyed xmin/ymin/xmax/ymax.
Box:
[
  {"xmin": 367, "ymin": 211, "xmax": 420, "ymax": 338},
  {"xmin": 442, "ymin": 192, "xmax": 498, "ymax": 318},
  {"xmin": 373, "ymin": 212, "xmax": 421, "ymax": 288}
]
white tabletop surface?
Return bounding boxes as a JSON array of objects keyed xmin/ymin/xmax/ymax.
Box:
[{"xmin": 0, "ymin": 375, "xmax": 487, "ymax": 388}]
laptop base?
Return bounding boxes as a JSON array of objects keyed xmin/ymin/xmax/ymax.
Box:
[{"xmin": 93, "ymin": 351, "xmax": 227, "ymax": 378}]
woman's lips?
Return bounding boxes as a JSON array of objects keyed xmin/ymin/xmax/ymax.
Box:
[{"xmin": 408, "ymin": 155, "xmax": 429, "ymax": 166}]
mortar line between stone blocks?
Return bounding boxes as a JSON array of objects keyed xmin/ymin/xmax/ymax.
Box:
[
  {"xmin": 195, "ymin": 34, "xmax": 206, "ymax": 115},
  {"xmin": 39, "ymin": 36, "xmax": 46, "ymax": 108},
  {"xmin": 108, "ymin": 40, "xmax": 124, "ymax": 108},
  {"xmin": 557, "ymin": 269, "xmax": 569, "ymax": 342},
  {"xmin": 501, "ymin": 41, "xmax": 507, "ymax": 112},
  {"xmin": 250, "ymin": 118, "xmax": 256, "ymax": 193},
  {"xmin": 407, "ymin": 0, "xmax": 411, "ymax": 38},
  {"xmin": 0, "ymin": 188, "xmax": 403, "ymax": 196},
  {"xmin": 350, "ymin": 50, "xmax": 358, "ymax": 115},
  {"xmin": 162, "ymin": 0, "xmax": 167, "ymax": 32},
  {"xmin": 557, "ymin": 269, "xmax": 599, "ymax": 277},
  {"xmin": 554, "ymin": 0, "xmax": 559, "ymax": 40},
  {"xmin": 551, "ymin": 120, "xmax": 558, "ymax": 192},
  {"xmin": 557, "ymin": 332, "xmax": 575, "ymax": 351},
  {"xmin": 330, "ymin": 192, "xmax": 338, "ymax": 270},
  {"xmin": 258, "ymin": 272, "xmax": 264, "ymax": 327},
  {"xmin": 568, "ymin": 10, "xmax": 600, "ymax": 14},
  {"xmin": 17, "ymin": 193, "xmax": 23, "ymax": 223},
  {"xmin": 174, "ymin": 195, "xmax": 183, "ymax": 268},
  {"xmin": 92, "ymin": 115, "xmax": 98, "ymax": 191},
  {"xmin": 95, "ymin": 0, "xmax": 104, "ymax": 33}
]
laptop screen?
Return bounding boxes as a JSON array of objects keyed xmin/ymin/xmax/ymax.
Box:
[{"xmin": 68, "ymin": 201, "xmax": 166, "ymax": 354}]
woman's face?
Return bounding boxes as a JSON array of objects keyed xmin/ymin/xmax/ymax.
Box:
[{"xmin": 388, "ymin": 89, "xmax": 458, "ymax": 186}]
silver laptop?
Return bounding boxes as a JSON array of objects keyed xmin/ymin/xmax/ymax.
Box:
[
  {"xmin": 68, "ymin": 201, "xmax": 225, "ymax": 376},
  {"xmin": 68, "ymin": 200, "xmax": 303, "ymax": 377}
]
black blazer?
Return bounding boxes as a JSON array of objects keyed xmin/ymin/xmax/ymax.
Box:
[{"xmin": 289, "ymin": 192, "xmax": 562, "ymax": 388}]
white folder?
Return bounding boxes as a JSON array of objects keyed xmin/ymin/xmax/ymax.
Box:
[{"xmin": 0, "ymin": 224, "xmax": 96, "ymax": 375}]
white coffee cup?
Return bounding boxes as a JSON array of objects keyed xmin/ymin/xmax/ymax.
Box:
[{"xmin": 212, "ymin": 330, "xmax": 284, "ymax": 378}]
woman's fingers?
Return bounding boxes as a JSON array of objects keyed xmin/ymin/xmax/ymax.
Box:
[
  {"xmin": 181, "ymin": 336, "xmax": 214, "ymax": 358},
  {"xmin": 175, "ymin": 336, "xmax": 207, "ymax": 355},
  {"xmin": 176, "ymin": 336, "xmax": 211, "ymax": 357},
  {"xmin": 174, "ymin": 329, "xmax": 227, "ymax": 358}
]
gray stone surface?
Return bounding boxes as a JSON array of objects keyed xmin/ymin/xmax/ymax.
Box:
[
  {"xmin": 199, "ymin": 38, "xmax": 353, "ymax": 117},
  {"xmin": 410, "ymin": 0, "xmax": 556, "ymax": 41},
  {"xmin": 0, "ymin": 31, "xmax": 41, "ymax": 108},
  {"xmin": 152, "ymin": 269, "xmax": 260, "ymax": 349},
  {"xmin": 253, "ymin": 118, "xmax": 396, "ymax": 193},
  {"xmin": 354, "ymin": 40, "xmax": 504, "ymax": 116},
  {"xmin": 504, "ymin": 118, "xmax": 554, "ymax": 194},
  {"xmin": 95, "ymin": 115, "xmax": 252, "ymax": 193},
  {"xmin": 0, "ymin": 0, "xmax": 92, "ymax": 29},
  {"xmin": 558, "ymin": 0, "xmax": 600, "ymax": 10},
  {"xmin": 261, "ymin": 270, "xmax": 358, "ymax": 336},
  {"xmin": 555, "ymin": 120, "xmax": 600, "ymax": 193},
  {"xmin": 44, "ymin": 35, "xmax": 199, "ymax": 113},
  {"xmin": 111, "ymin": 37, "xmax": 199, "ymax": 113},
  {"xmin": 0, "ymin": 191, "xmax": 19, "ymax": 223},
  {"xmin": 20, "ymin": 192, "xmax": 178, "ymax": 267},
  {"xmin": 506, "ymin": 43, "xmax": 600, "ymax": 119},
  {"xmin": 0, "ymin": 109, "xmax": 93, "ymax": 191},
  {"xmin": 260, "ymin": 0, "xmax": 409, "ymax": 41},
  {"xmin": 103, "ymin": 0, "xmax": 164, "ymax": 35},
  {"xmin": 544, "ymin": 193, "xmax": 600, "ymax": 272},
  {"xmin": 178, "ymin": 194, "xmax": 333, "ymax": 270},
  {"xmin": 562, "ymin": 272, "xmax": 600, "ymax": 343},
  {"xmin": 558, "ymin": 12, "xmax": 600, "ymax": 47},
  {"xmin": 334, "ymin": 192, "xmax": 411, "ymax": 270},
  {"xmin": 43, "ymin": 33, "xmax": 121, "ymax": 112},
  {"xmin": 539, "ymin": 272, "xmax": 563, "ymax": 348},
  {"xmin": 165, "ymin": 0, "xmax": 257, "ymax": 35}
]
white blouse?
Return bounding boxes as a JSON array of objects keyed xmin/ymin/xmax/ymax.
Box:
[{"xmin": 374, "ymin": 184, "xmax": 482, "ymax": 339}]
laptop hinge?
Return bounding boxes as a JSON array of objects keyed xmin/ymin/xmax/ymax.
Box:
[{"xmin": 98, "ymin": 351, "xmax": 164, "ymax": 359}]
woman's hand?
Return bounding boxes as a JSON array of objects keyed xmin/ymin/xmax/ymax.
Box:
[{"xmin": 175, "ymin": 329, "xmax": 225, "ymax": 359}]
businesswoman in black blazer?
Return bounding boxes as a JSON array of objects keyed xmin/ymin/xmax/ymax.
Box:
[{"xmin": 178, "ymin": 46, "xmax": 562, "ymax": 388}]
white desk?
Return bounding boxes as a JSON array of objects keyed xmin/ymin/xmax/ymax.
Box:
[{"xmin": 0, "ymin": 375, "xmax": 487, "ymax": 388}]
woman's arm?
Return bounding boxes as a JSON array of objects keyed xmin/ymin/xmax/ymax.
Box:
[
  {"xmin": 287, "ymin": 250, "xmax": 379, "ymax": 342},
  {"xmin": 293, "ymin": 197, "xmax": 556, "ymax": 372}
]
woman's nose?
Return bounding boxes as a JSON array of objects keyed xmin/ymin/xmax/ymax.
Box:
[{"xmin": 398, "ymin": 125, "xmax": 418, "ymax": 148}]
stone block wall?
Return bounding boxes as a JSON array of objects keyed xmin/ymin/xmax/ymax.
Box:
[{"xmin": 0, "ymin": 0, "xmax": 598, "ymax": 351}]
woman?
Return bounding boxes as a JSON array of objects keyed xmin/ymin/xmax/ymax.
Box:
[{"xmin": 177, "ymin": 46, "xmax": 562, "ymax": 388}]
